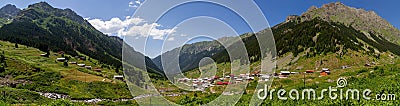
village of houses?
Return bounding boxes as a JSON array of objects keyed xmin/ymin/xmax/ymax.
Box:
[
  {"xmin": 45, "ymin": 51, "xmax": 379, "ymax": 95},
  {"xmin": 174, "ymin": 62, "xmax": 377, "ymax": 93},
  {"xmin": 43, "ymin": 51, "xmax": 124, "ymax": 81}
]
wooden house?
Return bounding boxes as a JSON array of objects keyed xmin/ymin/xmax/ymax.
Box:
[
  {"xmin": 320, "ymin": 68, "xmax": 331, "ymax": 76},
  {"xmin": 320, "ymin": 71, "xmax": 328, "ymax": 76},
  {"xmin": 113, "ymin": 75, "xmax": 124, "ymax": 80},
  {"xmin": 77, "ymin": 64, "xmax": 85, "ymax": 67},
  {"xmin": 306, "ymin": 70, "xmax": 315, "ymax": 73},
  {"xmin": 280, "ymin": 71, "xmax": 291, "ymax": 75},
  {"xmin": 85, "ymin": 66, "xmax": 92, "ymax": 69},
  {"xmin": 321, "ymin": 68, "xmax": 331, "ymax": 75},
  {"xmin": 93, "ymin": 68, "xmax": 102, "ymax": 72},
  {"xmin": 278, "ymin": 75, "xmax": 287, "ymax": 79},
  {"xmin": 56, "ymin": 58, "xmax": 66, "ymax": 62}
]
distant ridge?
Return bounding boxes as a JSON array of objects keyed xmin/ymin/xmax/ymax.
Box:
[
  {"xmin": 153, "ymin": 2, "xmax": 400, "ymax": 72},
  {"xmin": 0, "ymin": 2, "xmax": 162, "ymax": 74},
  {"xmin": 288, "ymin": 2, "xmax": 400, "ymax": 45}
]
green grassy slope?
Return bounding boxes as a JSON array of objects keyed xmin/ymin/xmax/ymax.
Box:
[
  {"xmin": 0, "ymin": 40, "xmax": 137, "ymax": 105},
  {"xmin": 157, "ymin": 49, "xmax": 400, "ymax": 105},
  {"xmin": 151, "ymin": 19, "xmax": 400, "ymax": 106}
]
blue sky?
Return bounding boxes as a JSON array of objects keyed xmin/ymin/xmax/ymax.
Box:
[{"xmin": 0, "ymin": 0, "xmax": 399, "ymax": 58}]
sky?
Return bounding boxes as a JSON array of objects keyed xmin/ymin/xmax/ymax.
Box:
[{"xmin": 0, "ymin": 0, "xmax": 399, "ymax": 58}]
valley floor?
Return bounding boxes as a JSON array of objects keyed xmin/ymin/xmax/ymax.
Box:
[
  {"xmin": 145, "ymin": 50, "xmax": 400, "ymax": 105},
  {"xmin": 0, "ymin": 40, "xmax": 399, "ymax": 105}
]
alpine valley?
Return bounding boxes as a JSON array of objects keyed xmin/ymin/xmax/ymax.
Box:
[
  {"xmin": 151, "ymin": 2, "xmax": 400, "ymax": 105},
  {"xmin": 0, "ymin": 2, "xmax": 398, "ymax": 105}
]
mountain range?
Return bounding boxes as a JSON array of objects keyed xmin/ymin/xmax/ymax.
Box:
[
  {"xmin": 0, "ymin": 2, "xmax": 399, "ymax": 76},
  {"xmin": 152, "ymin": 2, "xmax": 400, "ymax": 72},
  {"xmin": 300, "ymin": 2, "xmax": 400, "ymax": 45},
  {"xmin": 0, "ymin": 1, "xmax": 398, "ymax": 105},
  {"xmin": 0, "ymin": 2, "xmax": 161, "ymax": 74}
]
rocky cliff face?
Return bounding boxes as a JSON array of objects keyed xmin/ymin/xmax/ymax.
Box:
[
  {"xmin": 285, "ymin": 15, "xmax": 300, "ymax": 22},
  {"xmin": 298, "ymin": 2, "xmax": 400, "ymax": 44},
  {"xmin": 0, "ymin": 4, "xmax": 20, "ymax": 26},
  {"xmin": 0, "ymin": 4, "xmax": 20, "ymax": 19}
]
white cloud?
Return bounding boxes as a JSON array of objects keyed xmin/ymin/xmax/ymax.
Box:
[
  {"xmin": 129, "ymin": 0, "xmax": 143, "ymax": 8},
  {"xmin": 167, "ymin": 37, "xmax": 175, "ymax": 41},
  {"xmin": 119, "ymin": 23, "xmax": 176, "ymax": 40},
  {"xmin": 87, "ymin": 17, "xmax": 176, "ymax": 40},
  {"xmin": 131, "ymin": 5, "xmax": 138, "ymax": 8},
  {"xmin": 88, "ymin": 17, "xmax": 144, "ymax": 35},
  {"xmin": 128, "ymin": 1, "xmax": 135, "ymax": 7},
  {"xmin": 135, "ymin": 0, "xmax": 142, "ymax": 5}
]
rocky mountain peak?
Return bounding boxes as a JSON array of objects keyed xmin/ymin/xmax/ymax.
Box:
[
  {"xmin": 0, "ymin": 4, "xmax": 19, "ymax": 13},
  {"xmin": 296, "ymin": 2, "xmax": 400, "ymax": 44},
  {"xmin": 15, "ymin": 2, "xmax": 89, "ymax": 26},
  {"xmin": 28, "ymin": 2, "xmax": 54, "ymax": 11},
  {"xmin": 0, "ymin": 4, "xmax": 20, "ymax": 19},
  {"xmin": 320, "ymin": 2, "xmax": 345, "ymax": 9}
]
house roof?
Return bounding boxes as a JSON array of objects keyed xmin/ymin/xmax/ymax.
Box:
[
  {"xmin": 114, "ymin": 75, "xmax": 123, "ymax": 77},
  {"xmin": 280, "ymin": 71, "xmax": 291, "ymax": 74}
]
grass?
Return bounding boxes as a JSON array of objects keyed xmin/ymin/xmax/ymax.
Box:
[
  {"xmin": 61, "ymin": 70, "xmax": 112, "ymax": 82},
  {"xmin": 0, "ymin": 41, "xmax": 134, "ymax": 104},
  {"xmin": 0, "ymin": 40, "xmax": 119, "ymax": 80},
  {"xmin": 150, "ymin": 48, "xmax": 400, "ymax": 105},
  {"xmin": 0, "ymin": 86, "xmax": 51, "ymax": 105},
  {"xmin": 0, "ymin": 39, "xmax": 398, "ymax": 105}
]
